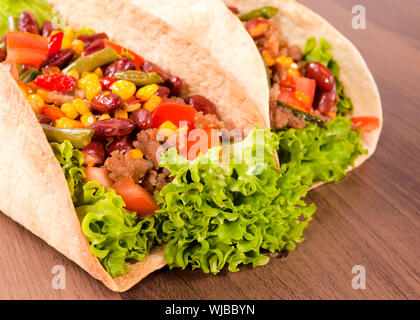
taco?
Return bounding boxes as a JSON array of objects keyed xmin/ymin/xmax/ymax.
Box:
[
  {"xmin": 131, "ymin": 0, "xmax": 382, "ymax": 189},
  {"xmin": 0, "ymin": 0, "xmax": 274, "ymax": 292}
]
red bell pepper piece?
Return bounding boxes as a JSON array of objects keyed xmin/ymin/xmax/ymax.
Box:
[
  {"xmin": 6, "ymin": 31, "xmax": 48, "ymax": 68},
  {"xmin": 151, "ymin": 103, "xmax": 197, "ymax": 129},
  {"xmin": 351, "ymin": 117, "xmax": 380, "ymax": 133},
  {"xmin": 48, "ymin": 32, "xmax": 63, "ymax": 57},
  {"xmin": 34, "ymin": 73, "xmax": 77, "ymax": 93},
  {"xmin": 42, "ymin": 105, "xmax": 66, "ymax": 120}
]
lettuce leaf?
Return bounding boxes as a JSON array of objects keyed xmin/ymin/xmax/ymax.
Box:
[
  {"xmin": 51, "ymin": 141, "xmax": 158, "ymax": 278},
  {"xmin": 303, "ymin": 37, "xmax": 353, "ymax": 116},
  {"xmin": 50, "ymin": 140, "xmax": 85, "ymax": 203},
  {"xmin": 154, "ymin": 128, "xmax": 315, "ymax": 274},
  {"xmin": 76, "ymin": 181, "xmax": 158, "ymax": 277},
  {"xmin": 276, "ymin": 117, "xmax": 367, "ymax": 187},
  {"xmin": 0, "ymin": 0, "xmax": 63, "ymax": 35}
]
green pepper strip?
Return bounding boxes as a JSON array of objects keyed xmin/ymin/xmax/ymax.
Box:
[
  {"xmin": 277, "ymin": 101, "xmax": 326, "ymax": 128},
  {"xmin": 114, "ymin": 71, "xmax": 163, "ymax": 87},
  {"xmin": 41, "ymin": 124, "xmax": 94, "ymax": 149},
  {"xmin": 62, "ymin": 47, "xmax": 119, "ymax": 74},
  {"xmin": 8, "ymin": 16, "xmax": 18, "ymax": 31},
  {"xmin": 19, "ymin": 68, "xmax": 41, "ymax": 83},
  {"xmin": 238, "ymin": 6, "xmax": 279, "ymax": 21}
]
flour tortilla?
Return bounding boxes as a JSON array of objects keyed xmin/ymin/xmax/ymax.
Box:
[
  {"xmin": 0, "ymin": 0, "xmax": 267, "ymax": 292},
  {"xmin": 132, "ymin": 0, "xmax": 382, "ymax": 184}
]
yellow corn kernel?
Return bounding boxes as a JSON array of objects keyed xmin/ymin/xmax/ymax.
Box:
[
  {"xmin": 276, "ymin": 55, "xmax": 294, "ymax": 67},
  {"xmin": 128, "ymin": 149, "xmax": 144, "ymax": 160},
  {"xmin": 288, "ymin": 67, "xmax": 300, "ymax": 78},
  {"xmin": 63, "ymin": 26, "xmax": 75, "ymax": 42},
  {"xmin": 56, "ymin": 117, "xmax": 75, "ymax": 128},
  {"xmin": 18, "ymin": 82, "xmax": 29, "ymax": 96},
  {"xmin": 124, "ymin": 102, "xmax": 141, "ymax": 112},
  {"xmin": 136, "ymin": 84, "xmax": 159, "ymax": 102},
  {"xmin": 114, "ymin": 109, "xmax": 128, "ymax": 119},
  {"xmin": 72, "ymin": 40, "xmax": 84, "ymax": 55},
  {"xmin": 77, "ymin": 73, "xmax": 99, "ymax": 89},
  {"xmin": 143, "ymin": 95, "xmax": 162, "ymax": 113},
  {"xmin": 80, "ymin": 112, "xmax": 97, "ymax": 127},
  {"xmin": 262, "ymin": 50, "xmax": 275, "ymax": 67},
  {"xmin": 85, "ymin": 80, "xmax": 102, "ymax": 100},
  {"xmin": 72, "ymin": 98, "xmax": 90, "ymax": 115},
  {"xmin": 27, "ymin": 94, "xmax": 44, "ymax": 114},
  {"xmin": 94, "ymin": 68, "xmax": 103, "ymax": 78},
  {"xmin": 111, "ymin": 80, "xmax": 136, "ymax": 100},
  {"xmin": 66, "ymin": 70, "xmax": 80, "ymax": 79},
  {"xmin": 98, "ymin": 113, "xmax": 111, "ymax": 121},
  {"xmin": 158, "ymin": 121, "xmax": 178, "ymax": 138},
  {"xmin": 61, "ymin": 103, "xmax": 79, "ymax": 119},
  {"xmin": 61, "ymin": 37, "xmax": 73, "ymax": 50}
]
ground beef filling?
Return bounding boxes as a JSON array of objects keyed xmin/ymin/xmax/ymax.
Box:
[
  {"xmin": 104, "ymin": 151, "xmax": 153, "ymax": 184},
  {"xmin": 194, "ymin": 112, "xmax": 225, "ymax": 130}
]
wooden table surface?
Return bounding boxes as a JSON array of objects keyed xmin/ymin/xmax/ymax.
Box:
[{"xmin": 0, "ymin": 0, "xmax": 419, "ymax": 300}]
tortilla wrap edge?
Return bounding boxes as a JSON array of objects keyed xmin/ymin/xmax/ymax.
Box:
[
  {"xmin": 0, "ymin": 0, "xmax": 268, "ymax": 292},
  {"xmin": 222, "ymin": 0, "xmax": 382, "ymax": 181}
]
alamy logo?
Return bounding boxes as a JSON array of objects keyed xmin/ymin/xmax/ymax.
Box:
[
  {"xmin": 51, "ymin": 265, "xmax": 66, "ymax": 290},
  {"xmin": 352, "ymin": 265, "xmax": 366, "ymax": 289},
  {"xmin": 352, "ymin": 5, "xmax": 367, "ymax": 30}
]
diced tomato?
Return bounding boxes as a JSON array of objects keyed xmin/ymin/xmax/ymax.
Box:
[
  {"xmin": 351, "ymin": 116, "xmax": 380, "ymax": 133},
  {"xmin": 6, "ymin": 31, "xmax": 48, "ymax": 68},
  {"xmin": 278, "ymin": 76, "xmax": 316, "ymax": 112},
  {"xmin": 48, "ymin": 32, "xmax": 64, "ymax": 56},
  {"xmin": 1, "ymin": 61, "xmax": 19, "ymax": 81},
  {"xmin": 34, "ymin": 73, "xmax": 77, "ymax": 93},
  {"xmin": 85, "ymin": 167, "xmax": 113, "ymax": 188},
  {"xmin": 104, "ymin": 39, "xmax": 144, "ymax": 70},
  {"xmin": 178, "ymin": 127, "xmax": 221, "ymax": 160},
  {"xmin": 112, "ymin": 177, "xmax": 159, "ymax": 217},
  {"xmin": 99, "ymin": 76, "xmax": 118, "ymax": 91},
  {"xmin": 151, "ymin": 103, "xmax": 197, "ymax": 129},
  {"xmin": 42, "ymin": 105, "xmax": 66, "ymax": 120}
]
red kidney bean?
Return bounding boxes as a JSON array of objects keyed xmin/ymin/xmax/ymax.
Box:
[
  {"xmin": 91, "ymin": 92, "xmax": 122, "ymax": 113},
  {"xmin": 89, "ymin": 118, "xmax": 135, "ymax": 140},
  {"xmin": 306, "ymin": 61, "xmax": 335, "ymax": 92},
  {"xmin": 106, "ymin": 135, "xmax": 133, "ymax": 156},
  {"xmin": 18, "ymin": 11, "xmax": 39, "ymax": 34},
  {"xmin": 40, "ymin": 21, "xmax": 56, "ymax": 37},
  {"xmin": 105, "ymin": 57, "xmax": 136, "ymax": 77},
  {"xmin": 166, "ymin": 76, "xmax": 182, "ymax": 97},
  {"xmin": 0, "ymin": 48, "xmax": 5, "ymax": 63},
  {"xmin": 314, "ymin": 82, "xmax": 337, "ymax": 114},
  {"xmin": 227, "ymin": 6, "xmax": 239, "ymax": 14},
  {"xmin": 187, "ymin": 95, "xmax": 217, "ymax": 115},
  {"xmin": 37, "ymin": 114, "xmax": 54, "ymax": 126},
  {"xmin": 82, "ymin": 142, "xmax": 105, "ymax": 165},
  {"xmin": 131, "ymin": 109, "xmax": 153, "ymax": 130},
  {"xmin": 77, "ymin": 33, "xmax": 108, "ymax": 47},
  {"xmin": 40, "ymin": 49, "xmax": 74, "ymax": 69},
  {"xmin": 81, "ymin": 38, "xmax": 105, "ymax": 57},
  {"xmin": 156, "ymin": 85, "xmax": 170, "ymax": 99},
  {"xmin": 140, "ymin": 61, "xmax": 168, "ymax": 81}
]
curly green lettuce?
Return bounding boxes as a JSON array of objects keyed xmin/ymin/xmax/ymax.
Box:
[
  {"xmin": 277, "ymin": 117, "xmax": 367, "ymax": 187},
  {"xmin": 50, "ymin": 140, "xmax": 85, "ymax": 202},
  {"xmin": 303, "ymin": 37, "xmax": 353, "ymax": 116},
  {"xmin": 154, "ymin": 128, "xmax": 315, "ymax": 274},
  {"xmin": 51, "ymin": 141, "xmax": 158, "ymax": 277},
  {"xmin": 0, "ymin": 0, "xmax": 64, "ymax": 35},
  {"xmin": 76, "ymin": 181, "xmax": 158, "ymax": 277}
]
